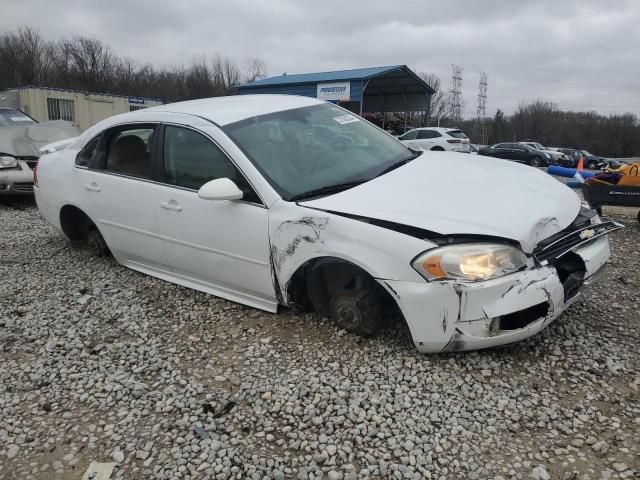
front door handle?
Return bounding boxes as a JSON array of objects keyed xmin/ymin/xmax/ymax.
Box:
[
  {"xmin": 160, "ymin": 201, "xmax": 182, "ymax": 212},
  {"xmin": 84, "ymin": 183, "xmax": 101, "ymax": 192}
]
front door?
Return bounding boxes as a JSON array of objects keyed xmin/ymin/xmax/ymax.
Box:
[{"xmin": 154, "ymin": 124, "xmax": 276, "ymax": 311}]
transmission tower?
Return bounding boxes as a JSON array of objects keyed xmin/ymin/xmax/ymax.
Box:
[
  {"xmin": 472, "ymin": 71, "xmax": 488, "ymax": 145},
  {"xmin": 450, "ymin": 64, "xmax": 463, "ymax": 122}
]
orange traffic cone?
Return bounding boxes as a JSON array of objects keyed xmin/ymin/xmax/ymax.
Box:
[{"xmin": 577, "ymin": 154, "xmax": 584, "ymax": 171}]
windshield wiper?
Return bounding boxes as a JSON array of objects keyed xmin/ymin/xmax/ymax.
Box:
[
  {"xmin": 290, "ymin": 179, "xmax": 369, "ymax": 201},
  {"xmin": 374, "ymin": 150, "xmax": 422, "ymax": 178}
]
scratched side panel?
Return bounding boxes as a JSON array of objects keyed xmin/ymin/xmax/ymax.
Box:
[{"xmin": 267, "ymin": 200, "xmax": 436, "ymax": 303}]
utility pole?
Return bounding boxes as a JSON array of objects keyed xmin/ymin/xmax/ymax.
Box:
[
  {"xmin": 472, "ymin": 71, "xmax": 488, "ymax": 145},
  {"xmin": 450, "ymin": 64, "xmax": 463, "ymax": 123}
]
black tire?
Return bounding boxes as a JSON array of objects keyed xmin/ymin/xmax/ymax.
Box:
[
  {"xmin": 329, "ymin": 281, "xmax": 382, "ymax": 337},
  {"xmin": 637, "ymin": 210, "xmax": 640, "ymax": 224},
  {"xmin": 587, "ymin": 160, "xmax": 599, "ymax": 170},
  {"xmin": 430, "ymin": 146, "xmax": 445, "ymax": 151},
  {"xmin": 530, "ymin": 156, "xmax": 543, "ymax": 168},
  {"xmin": 87, "ymin": 228, "xmax": 109, "ymax": 257}
]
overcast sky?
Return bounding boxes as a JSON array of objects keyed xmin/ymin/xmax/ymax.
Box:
[{"xmin": 2, "ymin": 0, "xmax": 639, "ymax": 118}]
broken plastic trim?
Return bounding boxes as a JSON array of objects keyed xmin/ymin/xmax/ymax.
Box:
[{"xmin": 499, "ymin": 302, "xmax": 550, "ymax": 330}]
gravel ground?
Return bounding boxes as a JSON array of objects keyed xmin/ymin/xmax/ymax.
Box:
[{"xmin": 1, "ymin": 200, "xmax": 639, "ymax": 480}]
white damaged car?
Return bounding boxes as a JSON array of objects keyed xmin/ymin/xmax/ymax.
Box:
[
  {"xmin": 0, "ymin": 108, "xmax": 79, "ymax": 195},
  {"xmin": 34, "ymin": 95, "xmax": 622, "ymax": 353}
]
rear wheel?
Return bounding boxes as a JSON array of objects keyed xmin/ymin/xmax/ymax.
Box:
[
  {"xmin": 430, "ymin": 146, "xmax": 445, "ymax": 151},
  {"xmin": 530, "ymin": 156, "xmax": 543, "ymax": 167},
  {"xmin": 587, "ymin": 160, "xmax": 599, "ymax": 170},
  {"xmin": 329, "ymin": 277, "xmax": 382, "ymax": 337}
]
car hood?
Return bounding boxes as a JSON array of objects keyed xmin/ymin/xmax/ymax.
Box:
[
  {"xmin": 300, "ymin": 152, "xmax": 581, "ymax": 253},
  {"xmin": 0, "ymin": 121, "xmax": 81, "ymax": 157}
]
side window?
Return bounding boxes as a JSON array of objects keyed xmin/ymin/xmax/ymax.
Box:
[
  {"xmin": 105, "ymin": 127, "xmax": 156, "ymax": 178},
  {"xmin": 76, "ymin": 136, "xmax": 100, "ymax": 167},
  {"xmin": 163, "ymin": 126, "xmax": 260, "ymax": 202},
  {"xmin": 417, "ymin": 130, "xmax": 433, "ymax": 139},
  {"xmin": 400, "ymin": 130, "xmax": 418, "ymax": 140}
]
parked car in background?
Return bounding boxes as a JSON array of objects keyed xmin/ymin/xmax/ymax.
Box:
[
  {"xmin": 0, "ymin": 108, "xmax": 80, "ymax": 195},
  {"xmin": 519, "ymin": 141, "xmax": 567, "ymax": 165},
  {"xmin": 34, "ymin": 95, "xmax": 621, "ymax": 354},
  {"xmin": 398, "ymin": 127, "xmax": 470, "ymax": 153},
  {"xmin": 555, "ymin": 148, "xmax": 606, "ymax": 170},
  {"xmin": 478, "ymin": 142, "xmax": 550, "ymax": 167},
  {"xmin": 469, "ymin": 144, "xmax": 479, "ymax": 155},
  {"xmin": 580, "ymin": 150, "xmax": 607, "ymax": 170}
]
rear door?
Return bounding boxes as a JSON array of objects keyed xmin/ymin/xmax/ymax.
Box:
[
  {"xmin": 490, "ymin": 143, "xmax": 509, "ymax": 158},
  {"xmin": 74, "ymin": 123, "xmax": 170, "ymax": 272},
  {"xmin": 416, "ymin": 129, "xmax": 440, "ymax": 149},
  {"xmin": 511, "ymin": 144, "xmax": 531, "ymax": 162}
]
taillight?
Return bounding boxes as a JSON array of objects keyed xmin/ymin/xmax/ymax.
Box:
[
  {"xmin": 33, "ymin": 161, "xmax": 38, "ymax": 186},
  {"xmin": 447, "ymin": 139, "xmax": 462, "ymax": 144}
]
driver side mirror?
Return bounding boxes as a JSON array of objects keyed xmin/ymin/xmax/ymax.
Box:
[{"xmin": 197, "ymin": 178, "xmax": 243, "ymax": 201}]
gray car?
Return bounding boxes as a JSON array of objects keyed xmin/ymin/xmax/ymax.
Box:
[{"xmin": 0, "ymin": 108, "xmax": 80, "ymax": 195}]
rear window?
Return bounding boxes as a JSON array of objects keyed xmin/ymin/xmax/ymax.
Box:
[
  {"xmin": 0, "ymin": 109, "xmax": 37, "ymax": 127},
  {"xmin": 446, "ymin": 130, "xmax": 467, "ymax": 139}
]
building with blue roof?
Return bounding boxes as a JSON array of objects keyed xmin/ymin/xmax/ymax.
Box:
[{"xmin": 239, "ymin": 65, "xmax": 434, "ymax": 116}]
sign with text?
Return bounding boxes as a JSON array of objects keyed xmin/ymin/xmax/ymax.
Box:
[{"xmin": 316, "ymin": 82, "xmax": 351, "ymax": 101}]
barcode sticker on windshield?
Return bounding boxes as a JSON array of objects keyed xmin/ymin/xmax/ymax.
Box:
[{"xmin": 332, "ymin": 114, "xmax": 359, "ymax": 125}]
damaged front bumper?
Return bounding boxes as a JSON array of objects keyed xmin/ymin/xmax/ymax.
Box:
[
  {"xmin": 382, "ymin": 235, "xmax": 612, "ymax": 353},
  {"xmin": 0, "ymin": 161, "xmax": 34, "ymax": 195}
]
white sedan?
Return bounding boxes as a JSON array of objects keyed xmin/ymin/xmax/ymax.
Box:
[{"xmin": 34, "ymin": 95, "xmax": 622, "ymax": 353}]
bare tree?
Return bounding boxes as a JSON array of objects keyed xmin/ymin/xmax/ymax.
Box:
[
  {"xmin": 418, "ymin": 72, "xmax": 451, "ymax": 126},
  {"xmin": 66, "ymin": 37, "xmax": 116, "ymax": 91},
  {"xmin": 0, "ymin": 27, "xmax": 52, "ymax": 86},
  {"xmin": 244, "ymin": 57, "xmax": 267, "ymax": 83}
]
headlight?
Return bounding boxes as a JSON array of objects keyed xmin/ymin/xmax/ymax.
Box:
[
  {"xmin": 412, "ymin": 243, "xmax": 528, "ymax": 282},
  {"xmin": 0, "ymin": 155, "xmax": 18, "ymax": 169}
]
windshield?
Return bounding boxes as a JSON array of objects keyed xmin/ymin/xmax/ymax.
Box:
[
  {"xmin": 224, "ymin": 104, "xmax": 413, "ymax": 200},
  {"xmin": 0, "ymin": 109, "xmax": 37, "ymax": 127},
  {"xmin": 447, "ymin": 130, "xmax": 468, "ymax": 139}
]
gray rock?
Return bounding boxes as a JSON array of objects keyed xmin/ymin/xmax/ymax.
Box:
[
  {"xmin": 112, "ymin": 449, "xmax": 125, "ymax": 463},
  {"xmin": 529, "ymin": 465, "xmax": 550, "ymax": 480}
]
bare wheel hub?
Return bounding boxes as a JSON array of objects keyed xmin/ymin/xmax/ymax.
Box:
[{"xmin": 331, "ymin": 291, "xmax": 365, "ymax": 332}]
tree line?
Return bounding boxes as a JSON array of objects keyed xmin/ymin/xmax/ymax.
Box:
[
  {"xmin": 0, "ymin": 27, "xmax": 267, "ymax": 103},
  {"xmin": 418, "ymin": 73, "xmax": 639, "ymax": 158},
  {"xmin": 1, "ymin": 27, "xmax": 637, "ymax": 157}
]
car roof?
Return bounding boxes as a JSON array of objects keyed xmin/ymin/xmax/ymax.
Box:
[
  {"xmin": 142, "ymin": 94, "xmax": 323, "ymax": 126},
  {"xmin": 411, "ymin": 127, "xmax": 460, "ymax": 132}
]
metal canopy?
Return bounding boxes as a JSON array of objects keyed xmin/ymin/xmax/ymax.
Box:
[
  {"xmin": 239, "ymin": 65, "xmax": 434, "ymax": 114},
  {"xmin": 361, "ymin": 67, "xmax": 432, "ymax": 113}
]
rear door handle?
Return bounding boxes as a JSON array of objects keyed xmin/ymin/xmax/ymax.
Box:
[
  {"xmin": 160, "ymin": 201, "xmax": 182, "ymax": 212},
  {"xmin": 84, "ymin": 183, "xmax": 101, "ymax": 192}
]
